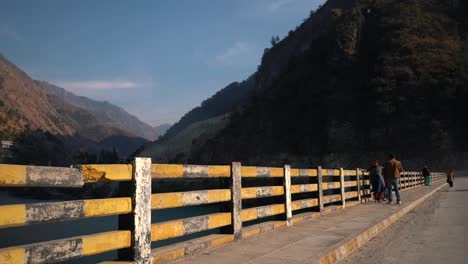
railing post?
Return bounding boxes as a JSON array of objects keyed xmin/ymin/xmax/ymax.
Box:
[
  {"xmin": 118, "ymin": 157, "xmax": 152, "ymax": 263},
  {"xmin": 283, "ymin": 165, "xmax": 292, "ymax": 226},
  {"xmin": 339, "ymin": 168, "xmax": 345, "ymax": 208},
  {"xmin": 356, "ymin": 168, "xmax": 361, "ymax": 203},
  {"xmin": 230, "ymin": 162, "xmax": 242, "ymax": 240},
  {"xmin": 317, "ymin": 166, "xmax": 324, "ymax": 213}
]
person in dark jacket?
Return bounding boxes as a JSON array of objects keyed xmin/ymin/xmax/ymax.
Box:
[
  {"xmin": 383, "ymin": 154, "xmax": 404, "ymax": 204},
  {"xmin": 368, "ymin": 161, "xmax": 385, "ymax": 202},
  {"xmin": 447, "ymin": 170, "xmax": 454, "ymax": 187},
  {"xmin": 423, "ymin": 166, "xmax": 431, "ymax": 186}
]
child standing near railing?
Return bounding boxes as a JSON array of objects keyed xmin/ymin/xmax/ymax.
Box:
[
  {"xmin": 447, "ymin": 169, "xmax": 454, "ymax": 187},
  {"xmin": 423, "ymin": 166, "xmax": 431, "ymax": 186}
]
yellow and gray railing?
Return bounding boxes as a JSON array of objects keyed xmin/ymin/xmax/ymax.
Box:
[{"xmin": 0, "ymin": 160, "xmax": 446, "ymax": 263}]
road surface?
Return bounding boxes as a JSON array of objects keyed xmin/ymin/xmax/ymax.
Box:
[{"xmin": 339, "ymin": 175, "xmax": 468, "ymax": 264}]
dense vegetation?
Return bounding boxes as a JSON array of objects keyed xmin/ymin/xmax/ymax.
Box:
[{"xmin": 185, "ymin": 0, "xmax": 468, "ymax": 169}]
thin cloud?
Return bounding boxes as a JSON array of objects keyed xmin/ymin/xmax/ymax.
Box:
[
  {"xmin": 213, "ymin": 41, "xmax": 260, "ymax": 67},
  {"xmin": 0, "ymin": 24, "xmax": 22, "ymax": 41},
  {"xmin": 267, "ymin": 0, "xmax": 296, "ymax": 12},
  {"xmin": 53, "ymin": 80, "xmax": 140, "ymax": 90}
]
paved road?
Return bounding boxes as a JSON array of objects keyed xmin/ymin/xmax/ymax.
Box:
[
  {"xmin": 166, "ymin": 180, "xmax": 446, "ymax": 264},
  {"xmin": 340, "ymin": 175, "xmax": 468, "ymax": 264}
]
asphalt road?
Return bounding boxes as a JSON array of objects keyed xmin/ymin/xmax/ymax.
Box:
[{"xmin": 339, "ymin": 175, "xmax": 468, "ymax": 264}]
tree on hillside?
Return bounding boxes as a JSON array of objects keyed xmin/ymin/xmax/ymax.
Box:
[{"xmin": 270, "ymin": 35, "xmax": 280, "ymax": 46}]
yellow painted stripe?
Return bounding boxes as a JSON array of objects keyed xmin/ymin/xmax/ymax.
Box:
[
  {"xmin": 271, "ymin": 186, "xmax": 284, "ymax": 196},
  {"xmin": 207, "ymin": 166, "xmax": 230, "ymax": 177},
  {"xmin": 270, "ymin": 168, "xmax": 283, "ymax": 177},
  {"xmin": 84, "ymin": 198, "xmax": 132, "ymax": 218},
  {"xmin": 291, "ymin": 199, "xmax": 318, "ymax": 211},
  {"xmin": 241, "ymin": 204, "xmax": 285, "ymax": 221},
  {"xmin": 241, "ymin": 188, "xmax": 257, "ymax": 199},
  {"xmin": 152, "ymin": 192, "xmax": 184, "ymax": 209},
  {"xmin": 345, "ymin": 181, "xmax": 358, "ymax": 187},
  {"xmin": 323, "ymin": 194, "xmax": 342, "ymax": 203},
  {"xmin": 151, "ymin": 220, "xmax": 184, "ymax": 241},
  {"xmin": 345, "ymin": 191, "xmax": 358, "ymax": 199},
  {"xmin": 0, "ymin": 164, "xmax": 27, "ymax": 186},
  {"xmin": 343, "ymin": 170, "xmax": 357, "ymax": 176},
  {"xmin": 152, "ymin": 249, "xmax": 185, "ymax": 263},
  {"xmin": 0, "ymin": 247, "xmax": 25, "ymax": 263},
  {"xmin": 152, "ymin": 190, "xmax": 231, "ymax": 209},
  {"xmin": 241, "ymin": 166, "xmax": 257, "ymax": 177},
  {"xmin": 290, "ymin": 169, "xmax": 299, "ymax": 177},
  {"xmin": 210, "ymin": 235, "xmax": 234, "ymax": 247},
  {"xmin": 292, "ymin": 217, "xmax": 304, "ymax": 225},
  {"xmin": 290, "ymin": 184, "xmax": 317, "ymax": 194},
  {"xmin": 323, "ymin": 182, "xmax": 341, "ymax": 190},
  {"xmin": 208, "ymin": 213, "xmax": 231, "ymax": 229},
  {"xmin": 271, "ymin": 204, "xmax": 285, "ymax": 215},
  {"xmin": 241, "ymin": 186, "xmax": 284, "ymax": 199},
  {"xmin": 241, "ymin": 208, "xmax": 258, "ymax": 222},
  {"xmin": 243, "ymin": 228, "xmax": 260, "ymax": 238},
  {"xmin": 80, "ymin": 164, "xmax": 132, "ymax": 182},
  {"xmin": 274, "ymin": 221, "xmax": 286, "ymax": 229},
  {"xmin": 0, "ymin": 204, "xmax": 26, "ymax": 228},
  {"xmin": 82, "ymin": 231, "xmax": 131, "ymax": 256},
  {"xmin": 152, "ymin": 164, "xmax": 184, "ymax": 178},
  {"xmin": 207, "ymin": 189, "xmax": 231, "ymax": 203}
]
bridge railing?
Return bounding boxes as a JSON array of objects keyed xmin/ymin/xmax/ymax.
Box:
[{"xmin": 0, "ymin": 160, "xmax": 446, "ymax": 263}]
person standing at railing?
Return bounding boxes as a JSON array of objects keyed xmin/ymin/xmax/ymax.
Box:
[
  {"xmin": 368, "ymin": 161, "xmax": 385, "ymax": 202},
  {"xmin": 447, "ymin": 169, "xmax": 454, "ymax": 187},
  {"xmin": 423, "ymin": 166, "xmax": 431, "ymax": 186},
  {"xmin": 383, "ymin": 154, "xmax": 404, "ymax": 204}
]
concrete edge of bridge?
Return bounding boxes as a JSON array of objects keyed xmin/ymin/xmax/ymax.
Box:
[{"xmin": 318, "ymin": 182, "xmax": 448, "ymax": 264}]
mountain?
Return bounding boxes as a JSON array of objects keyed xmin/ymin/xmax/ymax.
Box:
[
  {"xmin": 0, "ymin": 54, "xmax": 149, "ymax": 165},
  {"xmin": 0, "ymin": 54, "xmax": 75, "ymax": 140},
  {"xmin": 162, "ymin": 74, "xmax": 256, "ymax": 139},
  {"xmin": 139, "ymin": 74, "xmax": 256, "ymax": 162},
  {"xmin": 193, "ymin": 0, "xmax": 468, "ymax": 169},
  {"xmin": 153, "ymin": 123, "xmax": 171, "ymax": 137},
  {"xmin": 142, "ymin": 0, "xmax": 468, "ymax": 169},
  {"xmin": 38, "ymin": 81, "xmax": 159, "ymax": 141}
]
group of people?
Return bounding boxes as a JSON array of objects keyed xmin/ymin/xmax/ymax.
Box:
[
  {"xmin": 367, "ymin": 154, "xmax": 403, "ymax": 204},
  {"xmin": 367, "ymin": 154, "xmax": 456, "ymax": 204}
]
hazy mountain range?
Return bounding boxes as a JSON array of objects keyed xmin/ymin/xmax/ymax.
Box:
[{"xmin": 0, "ymin": 54, "xmax": 165, "ymax": 164}]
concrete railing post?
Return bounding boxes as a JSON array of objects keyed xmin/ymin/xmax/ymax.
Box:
[
  {"xmin": 230, "ymin": 162, "xmax": 243, "ymax": 240},
  {"xmin": 339, "ymin": 168, "xmax": 345, "ymax": 208},
  {"xmin": 356, "ymin": 168, "xmax": 361, "ymax": 203},
  {"xmin": 317, "ymin": 166, "xmax": 324, "ymax": 213},
  {"xmin": 118, "ymin": 157, "xmax": 152, "ymax": 263},
  {"xmin": 283, "ymin": 165, "xmax": 292, "ymax": 226}
]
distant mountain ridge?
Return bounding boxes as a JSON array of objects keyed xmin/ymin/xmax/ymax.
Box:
[
  {"xmin": 139, "ymin": 74, "xmax": 256, "ymax": 162},
  {"xmin": 153, "ymin": 123, "xmax": 171, "ymax": 137},
  {"xmin": 0, "ymin": 54, "xmax": 150, "ymax": 164},
  {"xmin": 39, "ymin": 81, "xmax": 159, "ymax": 141}
]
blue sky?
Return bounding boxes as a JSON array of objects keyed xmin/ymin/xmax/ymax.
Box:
[{"xmin": 0, "ymin": 0, "xmax": 324, "ymax": 126}]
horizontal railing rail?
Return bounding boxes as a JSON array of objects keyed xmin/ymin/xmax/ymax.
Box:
[{"xmin": 0, "ymin": 159, "xmax": 448, "ymax": 263}]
